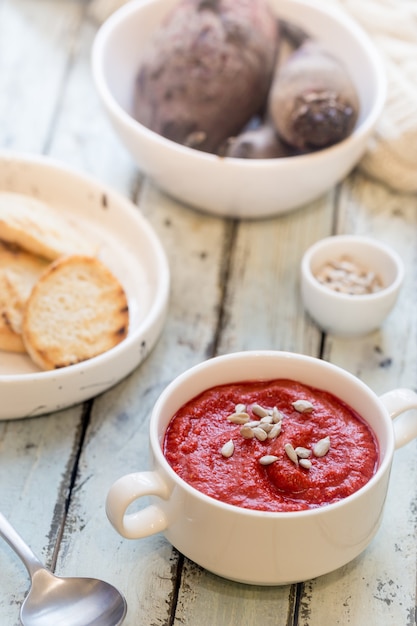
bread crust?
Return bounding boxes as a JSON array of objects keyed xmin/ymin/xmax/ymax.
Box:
[
  {"xmin": 0, "ymin": 310, "xmax": 26, "ymax": 353},
  {"xmin": 0, "ymin": 242, "xmax": 48, "ymax": 352},
  {"xmin": 0, "ymin": 192, "xmax": 95, "ymax": 260},
  {"xmin": 22, "ymin": 255, "xmax": 129, "ymax": 370}
]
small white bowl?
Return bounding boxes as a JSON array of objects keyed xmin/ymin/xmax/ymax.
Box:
[
  {"xmin": 92, "ymin": 0, "xmax": 386, "ymax": 218},
  {"xmin": 301, "ymin": 235, "xmax": 404, "ymax": 336}
]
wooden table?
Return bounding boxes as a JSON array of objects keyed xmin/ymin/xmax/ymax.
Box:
[{"xmin": 1, "ymin": 2, "xmax": 416, "ymax": 625}]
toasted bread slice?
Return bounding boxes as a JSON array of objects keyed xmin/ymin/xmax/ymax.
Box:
[
  {"xmin": 0, "ymin": 322, "xmax": 25, "ymax": 352},
  {"xmin": 0, "ymin": 242, "xmax": 49, "ymax": 352},
  {"xmin": 0, "ymin": 192, "xmax": 95, "ymax": 260},
  {"xmin": 22, "ymin": 255, "xmax": 129, "ymax": 370},
  {"xmin": 0, "ymin": 286, "xmax": 26, "ymax": 353}
]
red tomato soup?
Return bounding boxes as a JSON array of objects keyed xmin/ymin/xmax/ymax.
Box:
[{"xmin": 163, "ymin": 379, "xmax": 379, "ymax": 512}]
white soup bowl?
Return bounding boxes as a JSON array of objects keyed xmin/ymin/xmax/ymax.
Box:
[{"xmin": 106, "ymin": 351, "xmax": 417, "ymax": 585}]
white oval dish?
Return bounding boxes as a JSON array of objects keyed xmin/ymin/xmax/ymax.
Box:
[
  {"xmin": 0, "ymin": 152, "xmax": 170, "ymax": 420},
  {"xmin": 92, "ymin": 0, "xmax": 386, "ymax": 218}
]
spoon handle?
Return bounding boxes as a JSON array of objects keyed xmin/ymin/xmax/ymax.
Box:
[{"xmin": 0, "ymin": 512, "xmax": 45, "ymax": 579}]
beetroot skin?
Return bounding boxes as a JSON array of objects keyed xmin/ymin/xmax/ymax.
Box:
[
  {"xmin": 134, "ymin": 0, "xmax": 279, "ymax": 153},
  {"xmin": 268, "ymin": 40, "xmax": 359, "ymax": 151}
]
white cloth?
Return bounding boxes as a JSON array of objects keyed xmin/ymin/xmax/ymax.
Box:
[
  {"xmin": 89, "ymin": 0, "xmax": 129, "ymax": 22},
  {"xmin": 322, "ymin": 0, "xmax": 417, "ymax": 193},
  {"xmin": 89, "ymin": 0, "xmax": 417, "ymax": 193}
]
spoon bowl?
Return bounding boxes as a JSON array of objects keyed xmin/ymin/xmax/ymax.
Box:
[{"xmin": 0, "ymin": 512, "xmax": 127, "ymax": 626}]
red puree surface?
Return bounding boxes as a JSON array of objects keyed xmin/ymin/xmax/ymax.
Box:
[{"xmin": 163, "ymin": 379, "xmax": 379, "ymax": 512}]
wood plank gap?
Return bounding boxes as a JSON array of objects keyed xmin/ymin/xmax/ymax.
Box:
[
  {"xmin": 318, "ymin": 333, "xmax": 326, "ymax": 360},
  {"xmin": 49, "ymin": 399, "xmax": 93, "ymax": 571},
  {"xmin": 285, "ymin": 582, "xmax": 302, "ymax": 626},
  {"xmin": 331, "ymin": 174, "xmax": 356, "ymax": 236},
  {"xmin": 131, "ymin": 170, "xmax": 146, "ymax": 205},
  {"xmin": 209, "ymin": 219, "xmax": 238, "ymax": 358},
  {"xmin": 42, "ymin": 4, "xmax": 87, "ymax": 156},
  {"xmin": 319, "ymin": 177, "xmax": 344, "ymax": 359},
  {"xmin": 167, "ymin": 552, "xmax": 185, "ymax": 626},
  {"xmin": 330, "ymin": 183, "xmax": 342, "ymax": 235}
]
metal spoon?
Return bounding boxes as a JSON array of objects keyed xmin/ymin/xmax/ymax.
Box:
[{"xmin": 0, "ymin": 512, "xmax": 127, "ymax": 626}]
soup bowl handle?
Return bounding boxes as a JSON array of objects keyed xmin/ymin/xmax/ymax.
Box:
[
  {"xmin": 379, "ymin": 388, "xmax": 417, "ymax": 450},
  {"xmin": 106, "ymin": 471, "xmax": 170, "ymax": 539}
]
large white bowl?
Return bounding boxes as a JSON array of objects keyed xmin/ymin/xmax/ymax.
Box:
[{"xmin": 92, "ymin": 0, "xmax": 386, "ymax": 219}]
